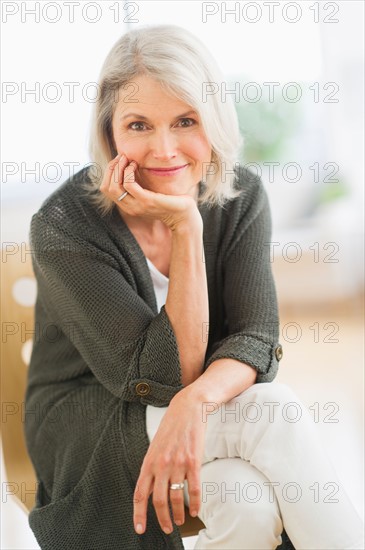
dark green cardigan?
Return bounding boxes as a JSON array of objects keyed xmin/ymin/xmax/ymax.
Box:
[{"xmin": 24, "ymin": 165, "xmax": 294, "ymax": 549}]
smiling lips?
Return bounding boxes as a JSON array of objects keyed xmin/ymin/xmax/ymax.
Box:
[{"xmin": 144, "ymin": 164, "xmax": 188, "ymax": 176}]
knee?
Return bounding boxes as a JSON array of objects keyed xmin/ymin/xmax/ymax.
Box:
[
  {"xmin": 202, "ymin": 485, "xmax": 282, "ymax": 533},
  {"xmin": 233, "ymin": 492, "xmax": 280, "ymax": 528}
]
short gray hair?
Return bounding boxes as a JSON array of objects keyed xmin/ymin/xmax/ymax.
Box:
[{"xmin": 83, "ymin": 24, "xmax": 243, "ymax": 216}]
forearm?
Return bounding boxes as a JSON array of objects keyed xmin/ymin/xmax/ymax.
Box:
[
  {"xmin": 165, "ymin": 222, "xmax": 209, "ymax": 387},
  {"xmin": 179, "ymin": 357, "xmax": 258, "ymax": 404}
]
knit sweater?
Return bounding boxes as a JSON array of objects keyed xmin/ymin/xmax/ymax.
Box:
[{"xmin": 24, "ymin": 165, "xmax": 294, "ymax": 549}]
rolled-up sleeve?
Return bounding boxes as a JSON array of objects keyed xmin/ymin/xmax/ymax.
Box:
[
  {"xmin": 30, "ymin": 214, "xmax": 183, "ymax": 406},
  {"xmin": 204, "ymin": 177, "xmax": 283, "ymax": 383}
]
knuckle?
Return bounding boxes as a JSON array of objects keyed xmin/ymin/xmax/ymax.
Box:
[
  {"xmin": 159, "ymin": 454, "xmax": 172, "ymax": 468},
  {"xmin": 174, "ymin": 456, "xmax": 186, "ymax": 469},
  {"xmin": 133, "ymin": 488, "xmax": 145, "ymax": 504},
  {"xmin": 143, "ymin": 197, "xmax": 152, "ymax": 210},
  {"xmin": 141, "ymin": 458, "xmax": 153, "ymax": 471},
  {"xmin": 170, "ymin": 493, "xmax": 183, "ymax": 503},
  {"xmin": 152, "ymin": 496, "xmax": 165, "ymax": 508},
  {"xmin": 186, "ymin": 455, "xmax": 199, "ymax": 469},
  {"xmin": 189, "ymin": 486, "xmax": 200, "ymax": 498}
]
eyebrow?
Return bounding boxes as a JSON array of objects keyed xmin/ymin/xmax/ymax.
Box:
[{"xmin": 119, "ymin": 110, "xmax": 198, "ymax": 122}]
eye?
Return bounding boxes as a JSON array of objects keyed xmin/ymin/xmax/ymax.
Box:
[
  {"xmin": 128, "ymin": 121, "xmax": 148, "ymax": 131},
  {"xmin": 176, "ymin": 118, "xmax": 196, "ymax": 128}
]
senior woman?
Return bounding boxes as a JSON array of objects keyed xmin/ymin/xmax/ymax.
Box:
[{"xmin": 24, "ymin": 25, "xmax": 364, "ymax": 550}]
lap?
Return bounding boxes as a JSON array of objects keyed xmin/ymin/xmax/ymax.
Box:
[
  {"xmin": 183, "ymin": 456, "xmax": 280, "ymax": 512},
  {"xmin": 145, "ymin": 382, "xmax": 300, "ymax": 549},
  {"xmin": 146, "ymin": 381, "xmax": 301, "ymax": 465}
]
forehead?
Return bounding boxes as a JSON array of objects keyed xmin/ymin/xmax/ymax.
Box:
[{"xmin": 114, "ymin": 75, "xmax": 192, "ymax": 119}]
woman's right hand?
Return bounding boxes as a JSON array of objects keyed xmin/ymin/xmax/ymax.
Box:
[
  {"xmin": 100, "ymin": 153, "xmax": 202, "ymax": 232},
  {"xmin": 133, "ymin": 387, "xmax": 207, "ymax": 535}
]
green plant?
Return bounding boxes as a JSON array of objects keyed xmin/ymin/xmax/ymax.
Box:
[{"xmin": 231, "ymin": 76, "xmax": 302, "ymax": 163}]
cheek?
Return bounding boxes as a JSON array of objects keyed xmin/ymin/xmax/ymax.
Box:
[
  {"xmin": 114, "ymin": 137, "xmax": 145, "ymax": 162},
  {"xmin": 185, "ymin": 135, "xmax": 211, "ymax": 163}
]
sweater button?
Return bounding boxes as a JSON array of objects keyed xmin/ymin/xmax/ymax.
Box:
[
  {"xmin": 275, "ymin": 344, "xmax": 283, "ymax": 361},
  {"xmin": 135, "ymin": 382, "xmax": 151, "ymax": 396}
]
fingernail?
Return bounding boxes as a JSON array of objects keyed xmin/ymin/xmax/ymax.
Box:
[
  {"xmin": 163, "ymin": 526, "xmax": 172, "ymax": 534},
  {"xmin": 175, "ymin": 519, "xmax": 182, "ymax": 526},
  {"xmin": 136, "ymin": 523, "xmax": 144, "ymax": 534},
  {"xmin": 191, "ymin": 510, "xmax": 198, "ymax": 517}
]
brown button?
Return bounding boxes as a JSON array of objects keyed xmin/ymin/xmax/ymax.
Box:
[
  {"xmin": 275, "ymin": 344, "xmax": 283, "ymax": 361},
  {"xmin": 135, "ymin": 382, "xmax": 151, "ymax": 396}
]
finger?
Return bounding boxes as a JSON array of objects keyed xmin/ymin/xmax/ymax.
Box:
[
  {"xmin": 122, "ymin": 161, "xmax": 138, "ymax": 188},
  {"xmin": 168, "ymin": 477, "xmax": 186, "ymax": 527},
  {"xmin": 133, "ymin": 478, "xmax": 153, "ymax": 535},
  {"xmin": 186, "ymin": 466, "xmax": 201, "ymax": 518},
  {"xmin": 99, "ymin": 154, "xmax": 121, "ymax": 193},
  {"xmin": 122, "ymin": 165, "xmax": 158, "ymax": 201},
  {"xmin": 152, "ymin": 479, "xmax": 175, "ymax": 535},
  {"xmin": 110, "ymin": 154, "xmax": 130, "ymax": 190},
  {"xmin": 109, "ymin": 153, "xmax": 121, "ymax": 170},
  {"xmin": 118, "ymin": 162, "xmax": 140, "ymax": 202}
]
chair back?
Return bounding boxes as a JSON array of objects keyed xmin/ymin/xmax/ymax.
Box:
[{"xmin": 1, "ymin": 246, "xmax": 38, "ymax": 513}]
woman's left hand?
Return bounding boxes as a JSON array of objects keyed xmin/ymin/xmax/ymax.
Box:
[{"xmin": 133, "ymin": 388, "xmax": 207, "ymax": 535}]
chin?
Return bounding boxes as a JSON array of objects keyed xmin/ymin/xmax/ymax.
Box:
[
  {"xmin": 149, "ymin": 185, "xmax": 190, "ymax": 196},
  {"xmin": 141, "ymin": 176, "xmax": 195, "ymax": 194}
]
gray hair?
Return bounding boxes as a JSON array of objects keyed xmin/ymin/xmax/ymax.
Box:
[{"xmin": 83, "ymin": 24, "xmax": 243, "ymax": 216}]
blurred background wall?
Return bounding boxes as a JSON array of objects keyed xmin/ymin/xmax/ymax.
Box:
[{"xmin": 1, "ymin": 1, "xmax": 364, "ymax": 548}]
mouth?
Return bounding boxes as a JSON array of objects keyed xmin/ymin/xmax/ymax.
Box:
[{"xmin": 143, "ymin": 164, "xmax": 188, "ymax": 177}]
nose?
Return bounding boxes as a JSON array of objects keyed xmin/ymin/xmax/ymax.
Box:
[{"xmin": 150, "ymin": 128, "xmax": 178, "ymax": 161}]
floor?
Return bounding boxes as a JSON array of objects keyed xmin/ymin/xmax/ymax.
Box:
[
  {"xmin": 275, "ymin": 302, "xmax": 364, "ymax": 521},
  {"xmin": 1, "ymin": 304, "xmax": 364, "ymax": 549}
]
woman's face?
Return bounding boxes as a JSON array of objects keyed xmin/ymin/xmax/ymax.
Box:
[{"xmin": 111, "ymin": 75, "xmax": 212, "ymax": 199}]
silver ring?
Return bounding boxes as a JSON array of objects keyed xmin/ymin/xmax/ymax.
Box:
[
  {"xmin": 169, "ymin": 482, "xmax": 185, "ymax": 490},
  {"xmin": 117, "ymin": 191, "xmax": 128, "ymax": 202}
]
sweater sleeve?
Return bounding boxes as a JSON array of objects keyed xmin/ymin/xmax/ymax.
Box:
[
  {"xmin": 29, "ymin": 213, "xmax": 183, "ymax": 406},
  {"xmin": 204, "ymin": 177, "xmax": 283, "ymax": 383}
]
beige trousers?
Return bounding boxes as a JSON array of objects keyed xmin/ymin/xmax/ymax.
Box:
[{"xmin": 146, "ymin": 382, "xmax": 364, "ymax": 549}]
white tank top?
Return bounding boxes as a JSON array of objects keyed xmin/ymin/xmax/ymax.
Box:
[
  {"xmin": 146, "ymin": 257, "xmax": 169, "ymax": 311},
  {"xmin": 145, "ymin": 258, "xmax": 171, "ymax": 437}
]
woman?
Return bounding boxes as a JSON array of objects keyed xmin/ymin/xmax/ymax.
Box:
[{"xmin": 24, "ymin": 25, "xmax": 364, "ymax": 549}]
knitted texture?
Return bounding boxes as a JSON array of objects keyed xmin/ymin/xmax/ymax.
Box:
[{"xmin": 24, "ymin": 165, "xmax": 294, "ymax": 549}]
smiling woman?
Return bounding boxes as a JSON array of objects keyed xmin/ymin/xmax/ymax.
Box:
[
  {"xmin": 24, "ymin": 24, "xmax": 364, "ymax": 550},
  {"xmin": 111, "ymin": 75, "xmax": 212, "ymax": 198},
  {"xmin": 84, "ymin": 24, "xmax": 242, "ymax": 216}
]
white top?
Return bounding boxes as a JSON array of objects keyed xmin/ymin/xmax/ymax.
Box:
[
  {"xmin": 145, "ymin": 259, "xmax": 170, "ymax": 432},
  {"xmin": 146, "ymin": 257, "xmax": 169, "ymax": 311}
]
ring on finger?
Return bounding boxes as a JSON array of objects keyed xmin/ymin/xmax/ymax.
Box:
[
  {"xmin": 117, "ymin": 191, "xmax": 128, "ymax": 202},
  {"xmin": 170, "ymin": 482, "xmax": 185, "ymax": 490}
]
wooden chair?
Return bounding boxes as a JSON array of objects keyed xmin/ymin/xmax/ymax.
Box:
[{"xmin": 0, "ymin": 246, "xmax": 205, "ymax": 539}]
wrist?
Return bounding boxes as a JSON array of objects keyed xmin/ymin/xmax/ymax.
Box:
[
  {"xmin": 175, "ymin": 380, "xmax": 211, "ymax": 405},
  {"xmin": 172, "ymin": 220, "xmax": 202, "ymax": 235},
  {"xmin": 170, "ymin": 385, "xmax": 210, "ymax": 427},
  {"xmin": 176, "ymin": 359, "xmax": 258, "ymax": 405},
  {"xmin": 170, "ymin": 207, "xmax": 203, "ymax": 236}
]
